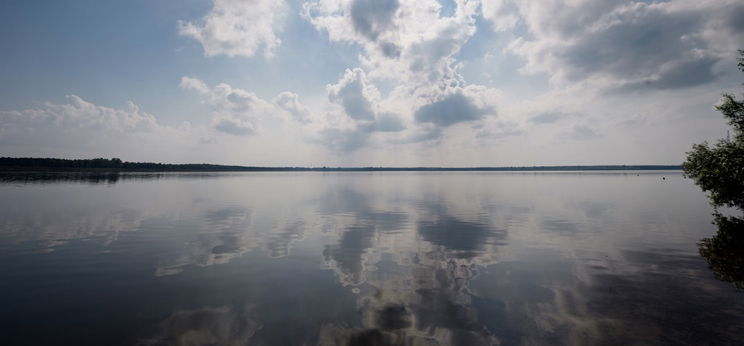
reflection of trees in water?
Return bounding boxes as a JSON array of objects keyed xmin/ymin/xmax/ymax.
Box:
[
  {"xmin": 0, "ymin": 171, "xmax": 242, "ymax": 185},
  {"xmin": 683, "ymin": 51, "xmax": 744, "ymax": 290},
  {"xmin": 698, "ymin": 214, "xmax": 744, "ymax": 289},
  {"xmin": 0, "ymin": 172, "xmax": 124, "ymax": 184}
]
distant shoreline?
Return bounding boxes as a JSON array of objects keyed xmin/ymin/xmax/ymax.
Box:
[{"xmin": 0, "ymin": 157, "xmax": 682, "ymax": 172}]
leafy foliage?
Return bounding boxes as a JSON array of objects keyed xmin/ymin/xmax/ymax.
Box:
[
  {"xmin": 685, "ymin": 51, "xmax": 744, "ymax": 289},
  {"xmin": 683, "ymin": 51, "xmax": 744, "ymax": 210},
  {"xmin": 683, "ymin": 140, "xmax": 744, "ymax": 210}
]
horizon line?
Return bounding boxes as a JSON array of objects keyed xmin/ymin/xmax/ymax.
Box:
[{"xmin": 0, "ymin": 156, "xmax": 683, "ymax": 172}]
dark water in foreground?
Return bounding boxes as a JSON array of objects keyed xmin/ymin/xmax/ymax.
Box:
[{"xmin": 0, "ymin": 171, "xmax": 741, "ymax": 345}]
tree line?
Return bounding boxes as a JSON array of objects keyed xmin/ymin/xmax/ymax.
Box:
[
  {"xmin": 0, "ymin": 157, "xmax": 681, "ymax": 172},
  {"xmin": 683, "ymin": 50, "xmax": 744, "ymax": 289}
]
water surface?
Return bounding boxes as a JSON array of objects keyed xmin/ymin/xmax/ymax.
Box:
[{"xmin": 0, "ymin": 171, "xmax": 741, "ymax": 345}]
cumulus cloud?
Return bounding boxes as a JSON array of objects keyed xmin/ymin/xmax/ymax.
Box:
[
  {"xmin": 305, "ymin": 0, "xmax": 503, "ymax": 145},
  {"xmin": 181, "ymin": 77, "xmax": 272, "ymax": 135},
  {"xmin": 0, "ymin": 95, "xmax": 158, "ymax": 134},
  {"xmin": 178, "ymin": 0, "xmax": 286, "ymax": 58},
  {"xmin": 273, "ymin": 92, "xmax": 312, "ymax": 124},
  {"xmin": 350, "ymin": 0, "xmax": 400, "ymax": 41},
  {"xmin": 0, "ymin": 95, "xmax": 196, "ymax": 159},
  {"xmin": 408, "ymin": 83, "xmax": 500, "ymax": 143},
  {"xmin": 303, "ymin": 0, "xmax": 479, "ymax": 85},
  {"xmin": 180, "ymin": 77, "xmax": 313, "ymax": 135},
  {"xmin": 485, "ymin": 0, "xmax": 744, "ymax": 90},
  {"xmin": 480, "ymin": 0, "xmax": 520, "ymax": 31},
  {"xmin": 327, "ymin": 68, "xmax": 378, "ymax": 121},
  {"xmin": 318, "ymin": 68, "xmax": 406, "ymax": 151}
]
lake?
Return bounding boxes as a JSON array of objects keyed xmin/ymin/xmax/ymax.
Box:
[{"xmin": 0, "ymin": 171, "xmax": 741, "ymax": 345}]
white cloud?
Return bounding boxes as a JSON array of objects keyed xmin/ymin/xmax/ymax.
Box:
[
  {"xmin": 304, "ymin": 0, "xmax": 479, "ymax": 85},
  {"xmin": 304, "ymin": 0, "xmax": 507, "ymax": 146},
  {"xmin": 178, "ymin": 0, "xmax": 287, "ymax": 58},
  {"xmin": 0, "ymin": 95, "xmax": 158, "ymax": 134},
  {"xmin": 179, "ymin": 76, "xmax": 210, "ymax": 94},
  {"xmin": 327, "ymin": 68, "xmax": 380, "ymax": 121},
  {"xmin": 273, "ymin": 92, "xmax": 312, "ymax": 124},
  {"xmin": 319, "ymin": 68, "xmax": 405, "ymax": 151},
  {"xmin": 181, "ymin": 77, "xmax": 271, "ymax": 135},
  {"xmin": 180, "ymin": 77, "xmax": 314, "ymax": 135},
  {"xmin": 480, "ymin": 0, "xmax": 519, "ymax": 31},
  {"xmin": 483, "ymin": 0, "xmax": 744, "ymax": 90},
  {"xmin": 3, "ymin": 0, "xmax": 737, "ymax": 166},
  {"xmin": 0, "ymin": 95, "xmax": 200, "ymax": 160}
]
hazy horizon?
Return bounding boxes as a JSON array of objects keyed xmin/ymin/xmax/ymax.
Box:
[
  {"xmin": 0, "ymin": 156, "xmax": 685, "ymax": 169},
  {"xmin": 1, "ymin": 1, "xmax": 742, "ymax": 166}
]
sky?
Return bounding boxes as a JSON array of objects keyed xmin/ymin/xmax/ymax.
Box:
[{"xmin": 0, "ymin": 0, "xmax": 742, "ymax": 166}]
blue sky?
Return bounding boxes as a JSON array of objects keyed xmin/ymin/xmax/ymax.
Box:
[{"xmin": 1, "ymin": 0, "xmax": 742, "ymax": 166}]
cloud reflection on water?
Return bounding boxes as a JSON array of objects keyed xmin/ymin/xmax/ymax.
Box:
[{"xmin": 3, "ymin": 172, "xmax": 743, "ymax": 345}]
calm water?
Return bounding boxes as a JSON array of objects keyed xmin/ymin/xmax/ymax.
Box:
[{"xmin": 0, "ymin": 171, "xmax": 741, "ymax": 345}]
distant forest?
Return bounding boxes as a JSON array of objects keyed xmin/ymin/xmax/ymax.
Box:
[{"xmin": 0, "ymin": 157, "xmax": 682, "ymax": 172}]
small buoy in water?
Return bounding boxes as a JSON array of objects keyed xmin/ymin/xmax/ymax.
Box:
[{"xmin": 662, "ymin": 176, "xmax": 666, "ymax": 180}]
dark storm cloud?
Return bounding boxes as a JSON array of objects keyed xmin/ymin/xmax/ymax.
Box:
[
  {"xmin": 414, "ymin": 92, "xmax": 490, "ymax": 127},
  {"xmin": 350, "ymin": 0, "xmax": 399, "ymax": 41}
]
